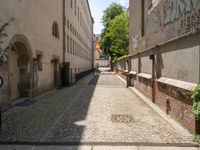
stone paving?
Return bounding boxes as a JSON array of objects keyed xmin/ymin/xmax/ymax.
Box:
[
  {"xmin": 0, "ymin": 145, "xmax": 199, "ymax": 150},
  {"xmin": 46, "ymin": 71, "xmax": 194, "ymax": 144},
  {"xmin": 0, "ymin": 73, "xmax": 94, "ymax": 142},
  {"xmin": 0, "ymin": 68, "xmax": 196, "ymax": 146}
]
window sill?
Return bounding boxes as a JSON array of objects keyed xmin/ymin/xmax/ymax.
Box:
[
  {"xmin": 129, "ymin": 71, "xmax": 137, "ymax": 75},
  {"xmin": 156, "ymin": 77, "xmax": 197, "ymax": 91},
  {"xmin": 138, "ymin": 73, "xmax": 152, "ymax": 80}
]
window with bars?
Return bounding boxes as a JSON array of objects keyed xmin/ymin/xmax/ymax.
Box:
[
  {"xmin": 67, "ymin": 35, "xmax": 69, "ymax": 53},
  {"xmin": 52, "ymin": 22, "xmax": 59, "ymax": 38}
]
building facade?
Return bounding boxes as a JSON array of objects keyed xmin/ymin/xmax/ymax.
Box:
[
  {"xmin": 114, "ymin": 0, "xmax": 200, "ymax": 133},
  {"xmin": 64, "ymin": 0, "xmax": 94, "ymax": 81},
  {"xmin": 0, "ymin": 0, "xmax": 94, "ymax": 108}
]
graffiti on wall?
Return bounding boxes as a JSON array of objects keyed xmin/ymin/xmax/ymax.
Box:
[
  {"xmin": 151, "ymin": 10, "xmax": 161, "ymax": 34},
  {"xmin": 132, "ymin": 34, "xmax": 138, "ymax": 51},
  {"xmin": 164, "ymin": 0, "xmax": 200, "ymax": 25},
  {"xmin": 141, "ymin": 0, "xmax": 200, "ymax": 49},
  {"xmin": 179, "ymin": 7, "xmax": 200, "ymax": 34},
  {"xmin": 162, "ymin": 0, "xmax": 200, "ymax": 35}
]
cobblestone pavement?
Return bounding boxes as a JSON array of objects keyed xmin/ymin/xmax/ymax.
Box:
[
  {"xmin": 0, "ymin": 73, "xmax": 94, "ymax": 142},
  {"xmin": 46, "ymin": 70, "xmax": 193, "ymax": 144},
  {"xmin": 0, "ymin": 68, "xmax": 195, "ymax": 145},
  {"xmin": 0, "ymin": 145, "xmax": 199, "ymax": 150}
]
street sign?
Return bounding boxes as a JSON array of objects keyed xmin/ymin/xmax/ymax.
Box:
[{"xmin": 0, "ymin": 76, "xmax": 3, "ymax": 88}]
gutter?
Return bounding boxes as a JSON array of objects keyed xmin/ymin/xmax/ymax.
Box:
[{"xmin": 86, "ymin": 0, "xmax": 93, "ymax": 22}]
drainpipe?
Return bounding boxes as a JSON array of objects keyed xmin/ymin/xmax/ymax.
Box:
[
  {"xmin": 126, "ymin": 59, "xmax": 132, "ymax": 87},
  {"xmin": 92, "ymin": 18, "xmax": 95, "ymax": 70},
  {"xmin": 149, "ymin": 52, "xmax": 155, "ymax": 103},
  {"xmin": 62, "ymin": 0, "xmax": 66, "ymax": 62}
]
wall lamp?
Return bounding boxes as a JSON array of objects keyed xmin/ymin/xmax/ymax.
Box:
[{"xmin": 149, "ymin": 53, "xmax": 155, "ymax": 60}]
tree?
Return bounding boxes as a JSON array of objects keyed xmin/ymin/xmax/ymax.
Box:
[
  {"xmin": 0, "ymin": 17, "xmax": 15, "ymax": 65},
  {"xmin": 102, "ymin": 3, "xmax": 124, "ymax": 28},
  {"xmin": 107, "ymin": 13, "xmax": 129, "ymax": 59},
  {"xmin": 100, "ymin": 3, "xmax": 128, "ymax": 61}
]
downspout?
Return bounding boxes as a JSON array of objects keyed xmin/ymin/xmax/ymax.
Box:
[
  {"xmin": 149, "ymin": 52, "xmax": 155, "ymax": 103},
  {"xmin": 62, "ymin": 0, "xmax": 66, "ymax": 62},
  {"xmin": 92, "ymin": 18, "xmax": 95, "ymax": 69}
]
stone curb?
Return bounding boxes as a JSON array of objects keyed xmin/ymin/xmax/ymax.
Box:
[{"xmin": 0, "ymin": 145, "xmax": 200, "ymax": 150}]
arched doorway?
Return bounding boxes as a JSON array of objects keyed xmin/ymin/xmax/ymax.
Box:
[{"xmin": 8, "ymin": 35, "xmax": 33, "ymax": 101}]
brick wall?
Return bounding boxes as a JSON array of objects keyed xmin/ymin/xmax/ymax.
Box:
[
  {"xmin": 155, "ymin": 82, "xmax": 196, "ymax": 133},
  {"xmin": 114, "ymin": 62, "xmax": 197, "ymax": 133},
  {"xmin": 135, "ymin": 78, "xmax": 153, "ymax": 101}
]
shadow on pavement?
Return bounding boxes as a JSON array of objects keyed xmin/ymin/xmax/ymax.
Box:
[
  {"xmin": 45, "ymin": 75, "xmax": 100, "ymax": 145},
  {"xmin": 0, "ymin": 71, "xmax": 100, "ymax": 149}
]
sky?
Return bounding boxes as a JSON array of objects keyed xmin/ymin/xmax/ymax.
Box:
[{"xmin": 89, "ymin": 0, "xmax": 129, "ymax": 34}]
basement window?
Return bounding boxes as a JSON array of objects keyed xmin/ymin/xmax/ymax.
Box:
[{"xmin": 52, "ymin": 22, "xmax": 59, "ymax": 38}]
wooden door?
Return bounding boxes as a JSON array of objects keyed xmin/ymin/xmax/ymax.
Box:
[{"xmin": 9, "ymin": 50, "xmax": 20, "ymax": 100}]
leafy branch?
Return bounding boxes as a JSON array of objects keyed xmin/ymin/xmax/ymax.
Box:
[
  {"xmin": 100, "ymin": 3, "xmax": 128, "ymax": 62},
  {"xmin": 191, "ymin": 84, "xmax": 200, "ymax": 120},
  {"xmin": 0, "ymin": 17, "xmax": 15, "ymax": 65}
]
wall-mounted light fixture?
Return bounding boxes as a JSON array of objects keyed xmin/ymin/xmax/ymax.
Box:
[{"xmin": 149, "ymin": 53, "xmax": 155, "ymax": 60}]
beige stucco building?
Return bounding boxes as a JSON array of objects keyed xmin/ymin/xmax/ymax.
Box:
[
  {"xmin": 0, "ymin": 0, "xmax": 94, "ymax": 108},
  {"xmin": 64, "ymin": 0, "xmax": 94, "ymax": 81},
  {"xmin": 114, "ymin": 0, "xmax": 200, "ymax": 133}
]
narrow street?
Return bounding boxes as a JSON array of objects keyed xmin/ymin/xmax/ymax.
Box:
[
  {"xmin": 1, "ymin": 0, "xmax": 200, "ymax": 149},
  {"xmin": 0, "ymin": 68, "xmax": 197, "ymax": 149}
]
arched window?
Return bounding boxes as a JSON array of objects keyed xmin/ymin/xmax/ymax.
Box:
[{"xmin": 52, "ymin": 22, "xmax": 59, "ymax": 38}]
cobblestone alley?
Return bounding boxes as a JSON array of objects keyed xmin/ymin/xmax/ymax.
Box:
[{"xmin": 0, "ymin": 68, "xmax": 197, "ymax": 149}]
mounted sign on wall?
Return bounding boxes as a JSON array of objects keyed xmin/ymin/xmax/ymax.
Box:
[{"xmin": 0, "ymin": 76, "xmax": 3, "ymax": 88}]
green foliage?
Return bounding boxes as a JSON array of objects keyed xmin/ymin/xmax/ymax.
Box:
[
  {"xmin": 62, "ymin": 61, "xmax": 70, "ymax": 68},
  {"xmin": 108, "ymin": 13, "xmax": 129, "ymax": 59},
  {"xmin": 191, "ymin": 84, "xmax": 200, "ymax": 120},
  {"xmin": 96, "ymin": 62, "xmax": 100, "ymax": 68},
  {"xmin": 100, "ymin": 3, "xmax": 128, "ymax": 62},
  {"xmin": 112, "ymin": 55, "xmax": 130, "ymax": 63},
  {"xmin": 102, "ymin": 3, "xmax": 124, "ymax": 28},
  {"xmin": 0, "ymin": 17, "xmax": 15, "ymax": 65},
  {"xmin": 0, "ymin": 17, "xmax": 15, "ymax": 42},
  {"xmin": 193, "ymin": 134, "xmax": 200, "ymax": 143}
]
